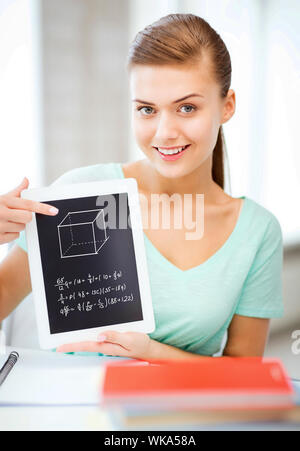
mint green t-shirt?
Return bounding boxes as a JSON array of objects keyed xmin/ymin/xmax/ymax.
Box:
[{"xmin": 15, "ymin": 162, "xmax": 284, "ymax": 356}]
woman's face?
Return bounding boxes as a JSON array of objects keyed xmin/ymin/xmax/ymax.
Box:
[{"xmin": 130, "ymin": 61, "xmax": 235, "ymax": 179}]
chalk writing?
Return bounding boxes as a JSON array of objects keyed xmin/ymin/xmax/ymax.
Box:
[
  {"xmin": 54, "ymin": 270, "xmax": 134, "ymax": 318},
  {"xmin": 58, "ymin": 295, "xmax": 134, "ymax": 317}
]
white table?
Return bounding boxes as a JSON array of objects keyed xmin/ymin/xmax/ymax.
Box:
[
  {"xmin": 0, "ymin": 405, "xmax": 112, "ymax": 431},
  {"xmin": 0, "ymin": 346, "xmax": 125, "ymax": 431},
  {"xmin": 1, "ymin": 347, "xmax": 300, "ymax": 431}
]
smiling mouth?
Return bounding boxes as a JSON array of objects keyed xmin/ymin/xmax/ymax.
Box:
[
  {"xmin": 153, "ymin": 144, "xmax": 191, "ymax": 161},
  {"xmin": 154, "ymin": 144, "xmax": 191, "ymax": 156}
]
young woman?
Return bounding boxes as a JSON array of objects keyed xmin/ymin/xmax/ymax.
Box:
[{"xmin": 0, "ymin": 14, "xmax": 283, "ymax": 359}]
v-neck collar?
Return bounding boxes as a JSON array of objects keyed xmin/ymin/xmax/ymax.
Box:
[
  {"xmin": 142, "ymin": 198, "xmax": 246, "ymax": 277},
  {"xmin": 114, "ymin": 162, "xmax": 247, "ymax": 277}
]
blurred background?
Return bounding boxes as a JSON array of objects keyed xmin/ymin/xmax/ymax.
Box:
[{"xmin": 0, "ymin": 0, "xmax": 299, "ymax": 376}]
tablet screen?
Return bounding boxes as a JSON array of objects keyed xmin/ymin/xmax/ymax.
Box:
[{"xmin": 36, "ymin": 192, "xmax": 143, "ymax": 334}]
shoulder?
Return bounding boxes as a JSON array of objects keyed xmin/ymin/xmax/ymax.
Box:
[
  {"xmin": 234, "ymin": 198, "xmax": 284, "ymax": 319},
  {"xmin": 51, "ymin": 162, "xmax": 123, "ymax": 186},
  {"xmin": 243, "ymin": 196, "xmax": 283, "ymax": 252}
]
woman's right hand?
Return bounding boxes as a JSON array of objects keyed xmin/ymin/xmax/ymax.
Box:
[{"xmin": 0, "ymin": 177, "xmax": 59, "ymax": 245}]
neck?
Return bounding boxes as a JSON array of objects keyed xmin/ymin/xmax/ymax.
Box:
[{"xmin": 140, "ymin": 156, "xmax": 222, "ymax": 203}]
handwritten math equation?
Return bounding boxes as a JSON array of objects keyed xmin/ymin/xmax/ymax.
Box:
[
  {"xmin": 54, "ymin": 270, "xmax": 123, "ymax": 291},
  {"xmin": 53, "ymin": 270, "xmax": 135, "ymax": 318}
]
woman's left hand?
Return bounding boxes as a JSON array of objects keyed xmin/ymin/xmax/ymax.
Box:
[{"xmin": 56, "ymin": 331, "xmax": 152, "ymax": 360}]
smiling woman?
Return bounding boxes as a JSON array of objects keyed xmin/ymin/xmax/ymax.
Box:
[
  {"xmin": 2, "ymin": 13, "xmax": 284, "ymax": 360},
  {"xmin": 130, "ymin": 72, "xmax": 231, "ymax": 185},
  {"xmin": 127, "ymin": 14, "xmax": 233, "ymax": 190}
]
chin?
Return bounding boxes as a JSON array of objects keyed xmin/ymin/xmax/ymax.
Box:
[{"xmin": 155, "ymin": 162, "xmax": 195, "ymax": 180}]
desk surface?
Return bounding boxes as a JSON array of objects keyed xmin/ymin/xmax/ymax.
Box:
[
  {"xmin": 0, "ymin": 346, "xmax": 124, "ymax": 431},
  {"xmin": 0, "ymin": 347, "xmax": 300, "ymax": 431},
  {"xmin": 0, "ymin": 346, "xmax": 128, "ymax": 406}
]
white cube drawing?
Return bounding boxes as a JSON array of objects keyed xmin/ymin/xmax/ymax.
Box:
[{"xmin": 57, "ymin": 209, "xmax": 109, "ymax": 258}]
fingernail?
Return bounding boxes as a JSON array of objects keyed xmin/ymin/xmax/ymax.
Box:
[
  {"xmin": 49, "ymin": 207, "xmax": 59, "ymax": 215},
  {"xmin": 98, "ymin": 334, "xmax": 106, "ymax": 342}
]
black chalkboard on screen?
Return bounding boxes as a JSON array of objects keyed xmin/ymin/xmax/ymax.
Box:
[{"xmin": 22, "ymin": 179, "xmax": 155, "ymax": 349}]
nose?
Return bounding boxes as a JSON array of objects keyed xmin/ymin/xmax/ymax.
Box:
[{"xmin": 154, "ymin": 111, "xmax": 179, "ymax": 142}]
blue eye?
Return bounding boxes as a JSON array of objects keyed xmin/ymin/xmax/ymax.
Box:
[
  {"xmin": 137, "ymin": 106, "xmax": 153, "ymax": 115},
  {"xmin": 136, "ymin": 104, "xmax": 196, "ymax": 115},
  {"xmin": 180, "ymin": 105, "xmax": 196, "ymax": 113}
]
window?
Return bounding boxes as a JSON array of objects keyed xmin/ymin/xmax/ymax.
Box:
[{"xmin": 0, "ymin": 0, "xmax": 41, "ymax": 261}]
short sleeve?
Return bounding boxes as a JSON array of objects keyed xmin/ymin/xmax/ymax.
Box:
[
  {"xmin": 235, "ymin": 215, "xmax": 284, "ymax": 318},
  {"xmin": 15, "ymin": 229, "xmax": 27, "ymax": 252}
]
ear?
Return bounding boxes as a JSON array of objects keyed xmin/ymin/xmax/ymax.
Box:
[{"xmin": 221, "ymin": 89, "xmax": 236, "ymax": 124}]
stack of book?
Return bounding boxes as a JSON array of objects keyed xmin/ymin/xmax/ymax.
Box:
[{"xmin": 100, "ymin": 357, "xmax": 300, "ymax": 429}]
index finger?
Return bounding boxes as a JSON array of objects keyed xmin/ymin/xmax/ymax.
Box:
[{"xmin": 5, "ymin": 196, "xmax": 59, "ymax": 216}]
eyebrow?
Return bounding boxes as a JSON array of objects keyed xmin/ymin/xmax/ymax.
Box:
[{"xmin": 132, "ymin": 93, "xmax": 204, "ymax": 105}]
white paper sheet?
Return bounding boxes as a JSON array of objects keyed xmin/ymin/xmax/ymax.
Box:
[{"xmin": 0, "ymin": 347, "xmax": 127, "ymax": 406}]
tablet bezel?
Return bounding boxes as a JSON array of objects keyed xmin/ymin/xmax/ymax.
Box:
[{"xmin": 22, "ymin": 178, "xmax": 155, "ymax": 349}]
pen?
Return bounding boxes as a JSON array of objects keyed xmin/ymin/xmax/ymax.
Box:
[{"xmin": 0, "ymin": 351, "xmax": 19, "ymax": 387}]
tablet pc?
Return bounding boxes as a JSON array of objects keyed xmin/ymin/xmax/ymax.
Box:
[{"xmin": 22, "ymin": 178, "xmax": 155, "ymax": 349}]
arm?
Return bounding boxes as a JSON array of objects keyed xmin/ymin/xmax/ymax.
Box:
[
  {"xmin": 0, "ymin": 244, "xmax": 32, "ymax": 321},
  {"xmin": 145, "ymin": 339, "xmax": 210, "ymax": 360},
  {"xmin": 57, "ymin": 331, "xmax": 210, "ymax": 359},
  {"xmin": 147, "ymin": 314, "xmax": 270, "ymax": 358},
  {"xmin": 223, "ymin": 314, "xmax": 270, "ymax": 357},
  {"xmin": 56, "ymin": 314, "xmax": 270, "ymax": 359},
  {"xmin": 144, "ymin": 315, "xmax": 270, "ymax": 359}
]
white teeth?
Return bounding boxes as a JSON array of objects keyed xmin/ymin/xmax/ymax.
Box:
[{"xmin": 157, "ymin": 145, "xmax": 187, "ymax": 155}]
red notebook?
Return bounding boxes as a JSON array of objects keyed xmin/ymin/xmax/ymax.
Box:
[{"xmin": 101, "ymin": 357, "xmax": 294, "ymax": 411}]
